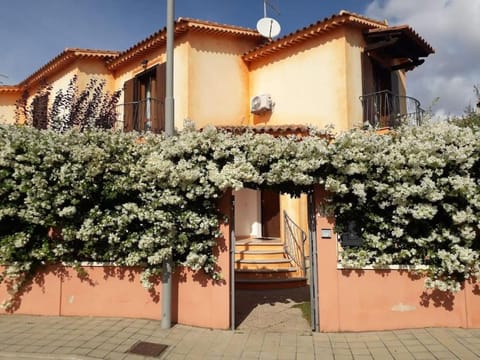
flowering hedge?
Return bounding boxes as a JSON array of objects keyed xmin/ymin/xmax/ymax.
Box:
[
  {"xmin": 327, "ymin": 123, "xmax": 480, "ymax": 292},
  {"xmin": 0, "ymin": 121, "xmax": 479, "ymax": 308},
  {"xmin": 0, "ymin": 124, "xmax": 330, "ymax": 308}
]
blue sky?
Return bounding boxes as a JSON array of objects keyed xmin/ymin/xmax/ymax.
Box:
[{"xmin": 1, "ymin": 0, "xmax": 479, "ymax": 116}]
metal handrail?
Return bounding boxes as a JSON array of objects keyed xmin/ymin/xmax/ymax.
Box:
[
  {"xmin": 283, "ymin": 211, "xmax": 307, "ymax": 278},
  {"xmin": 360, "ymin": 90, "xmax": 425, "ymax": 128}
]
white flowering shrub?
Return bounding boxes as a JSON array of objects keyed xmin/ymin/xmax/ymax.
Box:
[
  {"xmin": 327, "ymin": 123, "xmax": 480, "ymax": 292},
  {"xmin": 0, "ymin": 120, "xmax": 478, "ymax": 308}
]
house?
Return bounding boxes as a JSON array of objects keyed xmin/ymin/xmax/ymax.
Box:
[
  {"xmin": 0, "ymin": 11, "xmax": 446, "ymax": 331},
  {"xmin": 0, "ymin": 9, "xmax": 433, "ymax": 284}
]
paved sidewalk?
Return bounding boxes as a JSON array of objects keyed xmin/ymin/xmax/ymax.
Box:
[{"xmin": 0, "ymin": 315, "xmax": 479, "ymax": 359}]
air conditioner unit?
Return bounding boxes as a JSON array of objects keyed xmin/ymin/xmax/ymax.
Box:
[{"xmin": 250, "ymin": 94, "xmax": 273, "ymax": 115}]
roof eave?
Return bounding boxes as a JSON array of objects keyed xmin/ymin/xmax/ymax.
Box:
[
  {"xmin": 0, "ymin": 85, "xmax": 22, "ymax": 93},
  {"xmin": 107, "ymin": 18, "xmax": 262, "ymax": 71},
  {"xmin": 18, "ymin": 49, "xmax": 119, "ymax": 89}
]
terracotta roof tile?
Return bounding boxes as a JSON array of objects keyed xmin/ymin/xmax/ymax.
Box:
[
  {"xmin": 0, "ymin": 85, "xmax": 22, "ymax": 93},
  {"xmin": 214, "ymin": 124, "xmax": 332, "ymax": 138},
  {"xmin": 19, "ymin": 48, "xmax": 119, "ymax": 88}
]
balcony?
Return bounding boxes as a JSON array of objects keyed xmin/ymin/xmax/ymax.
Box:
[
  {"xmin": 359, "ymin": 90, "xmax": 425, "ymax": 128},
  {"xmin": 117, "ymin": 97, "xmax": 164, "ymax": 133}
]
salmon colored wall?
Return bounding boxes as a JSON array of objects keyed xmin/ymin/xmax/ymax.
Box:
[
  {"xmin": 248, "ymin": 29, "xmax": 351, "ymax": 131},
  {"xmin": 0, "ymin": 92, "xmax": 19, "ymax": 124},
  {"xmin": 187, "ymin": 32, "xmax": 255, "ymax": 128},
  {"xmin": 466, "ymin": 278, "xmax": 480, "ymax": 328},
  {"xmin": 0, "ymin": 192, "xmax": 232, "ymax": 329},
  {"xmin": 313, "ymin": 187, "xmax": 480, "ymax": 332}
]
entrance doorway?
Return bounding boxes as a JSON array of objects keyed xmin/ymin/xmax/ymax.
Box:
[
  {"xmin": 231, "ymin": 189, "xmax": 319, "ymax": 331},
  {"xmin": 261, "ymin": 190, "xmax": 280, "ymax": 238}
]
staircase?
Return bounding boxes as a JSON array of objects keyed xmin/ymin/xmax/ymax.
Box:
[{"xmin": 234, "ymin": 238, "xmax": 307, "ymax": 290}]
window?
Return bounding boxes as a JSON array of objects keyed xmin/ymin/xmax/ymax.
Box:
[
  {"xmin": 123, "ymin": 63, "xmax": 166, "ymax": 133},
  {"xmin": 31, "ymin": 93, "xmax": 49, "ymax": 129}
]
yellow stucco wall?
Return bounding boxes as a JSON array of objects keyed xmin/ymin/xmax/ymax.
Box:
[
  {"xmin": 2, "ymin": 57, "xmax": 114, "ymax": 126},
  {"xmin": 112, "ymin": 37, "xmax": 190, "ymax": 131},
  {"xmin": 186, "ymin": 32, "xmax": 256, "ymax": 128},
  {"xmin": 0, "ymin": 92, "xmax": 19, "ymax": 124},
  {"xmin": 76, "ymin": 58, "xmax": 115, "ymax": 92},
  {"xmin": 344, "ymin": 27, "xmax": 366, "ymax": 128},
  {"xmin": 112, "ymin": 32, "xmax": 258, "ymax": 131},
  {"xmin": 248, "ymin": 28, "xmax": 352, "ymax": 131}
]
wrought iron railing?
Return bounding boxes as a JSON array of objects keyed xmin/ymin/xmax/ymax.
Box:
[
  {"xmin": 116, "ymin": 98, "xmax": 164, "ymax": 132},
  {"xmin": 360, "ymin": 90, "xmax": 425, "ymax": 128},
  {"xmin": 283, "ymin": 211, "xmax": 307, "ymax": 278}
]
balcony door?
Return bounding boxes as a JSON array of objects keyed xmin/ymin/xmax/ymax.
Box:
[
  {"xmin": 362, "ymin": 54, "xmax": 399, "ymax": 127},
  {"xmin": 123, "ymin": 63, "xmax": 166, "ymax": 133}
]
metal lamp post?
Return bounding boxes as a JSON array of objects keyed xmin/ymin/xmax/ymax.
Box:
[{"xmin": 161, "ymin": 0, "xmax": 175, "ymax": 330}]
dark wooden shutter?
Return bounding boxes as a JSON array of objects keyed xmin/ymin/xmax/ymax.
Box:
[
  {"xmin": 361, "ymin": 52, "xmax": 375, "ymax": 96},
  {"xmin": 154, "ymin": 63, "xmax": 166, "ymax": 133},
  {"xmin": 32, "ymin": 94, "xmax": 49, "ymax": 129},
  {"xmin": 123, "ymin": 78, "xmax": 135, "ymax": 132}
]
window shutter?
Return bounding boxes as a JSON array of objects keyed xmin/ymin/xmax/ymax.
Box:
[
  {"xmin": 123, "ymin": 78, "xmax": 135, "ymax": 132},
  {"xmin": 154, "ymin": 62, "xmax": 166, "ymax": 133},
  {"xmin": 361, "ymin": 52, "xmax": 375, "ymax": 96},
  {"xmin": 32, "ymin": 94, "xmax": 49, "ymax": 129}
]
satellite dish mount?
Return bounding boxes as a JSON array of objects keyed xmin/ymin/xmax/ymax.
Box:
[{"xmin": 256, "ymin": 0, "xmax": 281, "ymax": 39}]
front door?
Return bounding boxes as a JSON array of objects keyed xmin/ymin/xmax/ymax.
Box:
[{"xmin": 261, "ymin": 190, "xmax": 280, "ymax": 238}]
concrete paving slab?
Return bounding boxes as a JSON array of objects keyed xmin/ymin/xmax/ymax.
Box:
[{"xmin": 0, "ymin": 315, "xmax": 479, "ymax": 359}]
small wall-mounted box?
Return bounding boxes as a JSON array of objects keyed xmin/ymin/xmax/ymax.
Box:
[{"xmin": 321, "ymin": 228, "xmax": 332, "ymax": 239}]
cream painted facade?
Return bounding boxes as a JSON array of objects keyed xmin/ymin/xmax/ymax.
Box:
[
  {"xmin": 249, "ymin": 29, "xmax": 353, "ymax": 129},
  {"xmin": 0, "ymin": 12, "xmax": 433, "ymax": 245},
  {"xmin": 0, "ymin": 91, "xmax": 18, "ymax": 124}
]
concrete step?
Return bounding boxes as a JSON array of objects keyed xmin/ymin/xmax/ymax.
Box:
[
  {"xmin": 235, "ymin": 267, "xmax": 300, "ymax": 280},
  {"xmin": 235, "ymin": 250, "xmax": 285, "ymax": 260},
  {"xmin": 235, "ymin": 243, "xmax": 284, "ymax": 252},
  {"xmin": 234, "ymin": 237, "xmax": 305, "ymax": 288},
  {"xmin": 235, "ymin": 258, "xmax": 292, "ymax": 270},
  {"xmin": 235, "ymin": 277, "xmax": 308, "ymax": 290}
]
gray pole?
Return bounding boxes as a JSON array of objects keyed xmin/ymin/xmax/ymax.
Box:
[
  {"xmin": 165, "ymin": 0, "xmax": 175, "ymax": 137},
  {"xmin": 161, "ymin": 0, "xmax": 175, "ymax": 330}
]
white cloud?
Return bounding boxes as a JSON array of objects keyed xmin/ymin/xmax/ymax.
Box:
[{"xmin": 366, "ymin": 0, "xmax": 480, "ymax": 116}]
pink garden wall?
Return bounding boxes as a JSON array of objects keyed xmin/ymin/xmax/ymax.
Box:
[
  {"xmin": 2, "ymin": 188, "xmax": 479, "ymax": 332},
  {"xmin": 313, "ymin": 188, "xmax": 480, "ymax": 332},
  {"xmin": 0, "ymin": 193, "xmax": 232, "ymax": 330}
]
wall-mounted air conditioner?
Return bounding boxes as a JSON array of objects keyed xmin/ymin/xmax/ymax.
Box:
[{"xmin": 250, "ymin": 94, "xmax": 273, "ymax": 115}]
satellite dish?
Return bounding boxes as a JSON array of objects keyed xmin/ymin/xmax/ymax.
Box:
[{"xmin": 256, "ymin": 17, "xmax": 281, "ymax": 39}]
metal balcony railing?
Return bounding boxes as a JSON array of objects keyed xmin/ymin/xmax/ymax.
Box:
[
  {"xmin": 116, "ymin": 98, "xmax": 164, "ymax": 133},
  {"xmin": 360, "ymin": 90, "xmax": 425, "ymax": 128}
]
